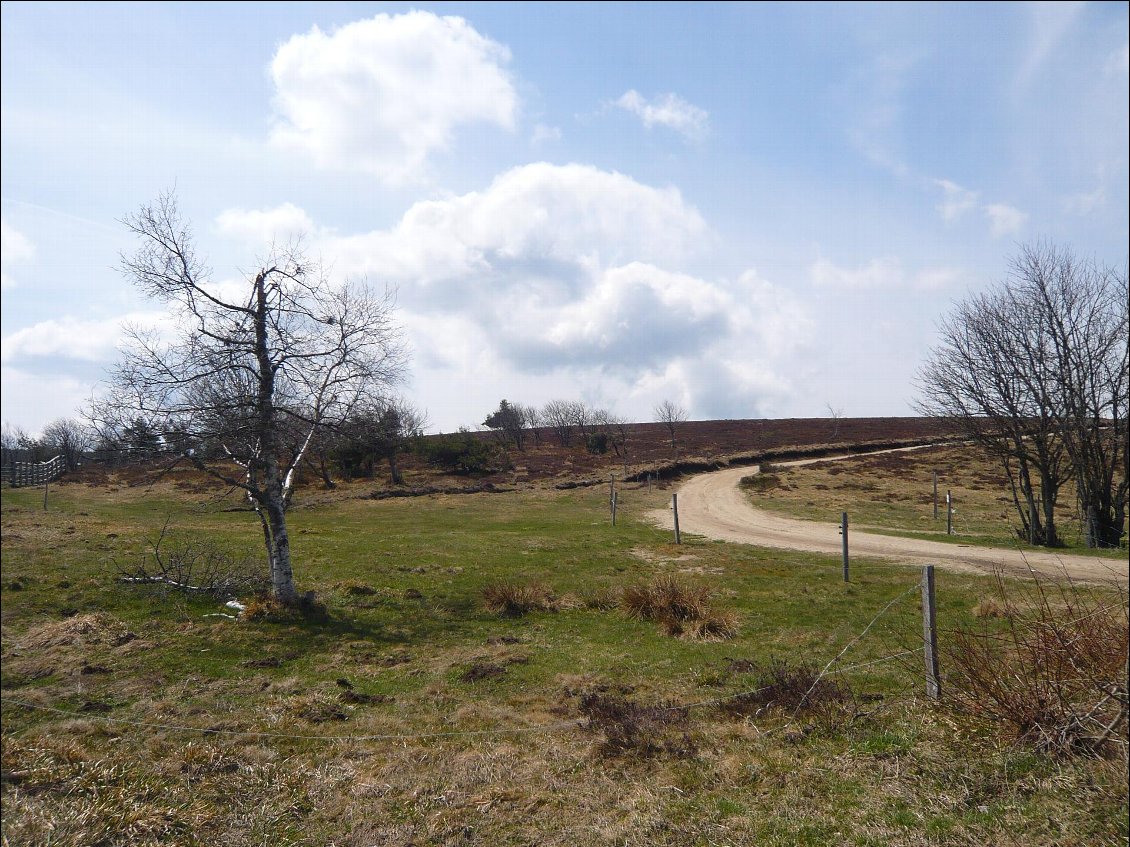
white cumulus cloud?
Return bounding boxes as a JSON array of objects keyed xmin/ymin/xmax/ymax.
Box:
[
  {"xmin": 327, "ymin": 162, "xmax": 711, "ymax": 292},
  {"xmin": 615, "ymin": 90, "xmax": 709, "ymax": 141},
  {"xmin": 270, "ymin": 11, "xmax": 518, "ymax": 183},
  {"xmin": 263, "ymin": 162, "xmax": 810, "ymax": 424},
  {"xmin": 1, "ymin": 218, "xmax": 35, "ymax": 290},
  {"xmin": 215, "ymin": 202, "xmax": 320, "ymax": 246},
  {"xmin": 1, "ymin": 312, "xmax": 170, "ymax": 363}
]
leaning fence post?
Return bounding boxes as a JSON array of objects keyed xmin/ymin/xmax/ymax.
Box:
[
  {"xmin": 672, "ymin": 493, "xmax": 681, "ymax": 544},
  {"xmin": 921, "ymin": 565, "xmax": 941, "ymax": 700},
  {"xmin": 840, "ymin": 512, "xmax": 849, "ymax": 582}
]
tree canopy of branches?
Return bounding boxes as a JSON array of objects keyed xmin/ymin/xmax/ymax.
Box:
[
  {"xmin": 331, "ymin": 398, "xmax": 426, "ymax": 485},
  {"xmin": 41, "ymin": 417, "xmax": 92, "ymax": 471},
  {"xmin": 917, "ymin": 242, "xmax": 1127, "ymax": 549},
  {"xmin": 92, "ymin": 192, "xmax": 407, "ymax": 602},
  {"xmin": 483, "ymin": 399, "xmax": 527, "ymax": 450},
  {"xmin": 654, "ymin": 400, "xmax": 688, "ymax": 452},
  {"xmin": 542, "ymin": 399, "xmax": 582, "ymax": 447}
]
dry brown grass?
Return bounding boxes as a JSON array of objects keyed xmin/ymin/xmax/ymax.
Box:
[
  {"xmin": 16, "ymin": 613, "xmax": 135, "ymax": 651},
  {"xmin": 620, "ymin": 575, "xmax": 740, "ymax": 641},
  {"xmin": 480, "ymin": 581, "xmax": 558, "ymax": 616}
]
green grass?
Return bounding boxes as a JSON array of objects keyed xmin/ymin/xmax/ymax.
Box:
[{"xmin": 1, "ymin": 469, "xmax": 1126, "ymax": 846}]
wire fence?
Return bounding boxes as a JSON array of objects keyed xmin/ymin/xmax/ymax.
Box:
[{"xmin": 0, "ymin": 577, "xmax": 930, "ymax": 745}]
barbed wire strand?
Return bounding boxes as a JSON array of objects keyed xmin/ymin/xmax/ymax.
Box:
[{"xmin": 0, "ymin": 585, "xmax": 928, "ymax": 744}]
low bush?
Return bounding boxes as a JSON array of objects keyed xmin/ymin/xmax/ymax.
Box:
[
  {"xmin": 718, "ymin": 658, "xmax": 853, "ymax": 719},
  {"xmin": 943, "ymin": 576, "xmax": 1129, "ymax": 758},
  {"xmin": 740, "ymin": 472, "xmax": 781, "ymax": 492},
  {"xmin": 416, "ymin": 430, "xmax": 509, "ymax": 475},
  {"xmin": 578, "ymin": 691, "xmax": 696, "ymax": 758}
]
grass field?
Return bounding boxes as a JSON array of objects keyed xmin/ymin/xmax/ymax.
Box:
[
  {"xmin": 1, "ymin": 457, "xmax": 1127, "ymax": 846},
  {"xmin": 741, "ymin": 443, "xmax": 1128, "ymax": 557}
]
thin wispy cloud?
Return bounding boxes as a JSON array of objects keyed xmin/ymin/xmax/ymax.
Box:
[
  {"xmin": 984, "ymin": 203, "xmax": 1028, "ymax": 238},
  {"xmin": 615, "ymin": 90, "xmax": 709, "ymax": 141}
]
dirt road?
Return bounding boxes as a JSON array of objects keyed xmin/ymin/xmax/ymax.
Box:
[{"xmin": 647, "ymin": 452, "xmax": 1129, "ymax": 584}]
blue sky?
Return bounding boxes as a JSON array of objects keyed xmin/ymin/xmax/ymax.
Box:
[{"xmin": 2, "ymin": 1, "xmax": 1127, "ymax": 434}]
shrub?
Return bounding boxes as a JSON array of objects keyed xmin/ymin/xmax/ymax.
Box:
[
  {"xmin": 578, "ymin": 692, "xmax": 696, "ymax": 758},
  {"xmin": 416, "ymin": 429, "xmax": 509, "ymax": 475},
  {"xmin": 718, "ymin": 658, "xmax": 853, "ymax": 719},
  {"xmin": 943, "ymin": 576, "xmax": 1129, "ymax": 758},
  {"xmin": 740, "ymin": 473, "xmax": 781, "ymax": 492}
]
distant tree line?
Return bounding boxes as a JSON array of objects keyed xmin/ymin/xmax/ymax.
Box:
[
  {"xmin": 481, "ymin": 399, "xmax": 632, "ymax": 458},
  {"xmin": 2, "ymin": 418, "xmax": 92, "ymax": 472}
]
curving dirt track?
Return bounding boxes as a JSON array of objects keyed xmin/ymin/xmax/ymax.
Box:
[{"xmin": 647, "ymin": 450, "xmax": 1129, "ymax": 584}]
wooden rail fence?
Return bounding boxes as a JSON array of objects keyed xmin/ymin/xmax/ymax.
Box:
[{"xmin": 2, "ymin": 455, "xmax": 67, "ymax": 488}]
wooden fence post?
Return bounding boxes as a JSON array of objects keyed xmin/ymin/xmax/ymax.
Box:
[
  {"xmin": 922, "ymin": 565, "xmax": 941, "ymax": 700},
  {"xmin": 672, "ymin": 493, "xmax": 681, "ymax": 544},
  {"xmin": 946, "ymin": 490, "xmax": 953, "ymax": 535},
  {"xmin": 841, "ymin": 512, "xmax": 849, "ymax": 582},
  {"xmin": 612, "ymin": 491, "xmax": 618, "ymax": 526}
]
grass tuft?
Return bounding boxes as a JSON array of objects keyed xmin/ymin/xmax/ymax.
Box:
[
  {"xmin": 480, "ymin": 581, "xmax": 557, "ymax": 616},
  {"xmin": 621, "ymin": 575, "xmax": 739, "ymax": 640}
]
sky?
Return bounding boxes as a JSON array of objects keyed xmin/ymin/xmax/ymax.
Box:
[{"xmin": 2, "ymin": 1, "xmax": 1127, "ymax": 436}]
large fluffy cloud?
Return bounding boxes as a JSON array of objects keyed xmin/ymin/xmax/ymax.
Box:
[
  {"xmin": 0, "ymin": 312, "xmax": 170, "ymax": 363},
  {"xmin": 214, "ymin": 163, "xmax": 810, "ymax": 425},
  {"xmin": 269, "ymin": 11, "xmax": 517, "ymax": 183},
  {"xmin": 256, "ymin": 162, "xmax": 809, "ymax": 422},
  {"xmin": 326, "ymin": 162, "xmax": 711, "ymax": 296}
]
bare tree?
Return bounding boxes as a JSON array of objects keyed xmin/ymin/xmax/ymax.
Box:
[
  {"xmin": 825, "ymin": 403, "xmax": 844, "ymax": 441},
  {"xmin": 92, "ymin": 192, "xmax": 406, "ymax": 602},
  {"xmin": 593, "ymin": 408, "xmax": 631, "ymax": 460},
  {"xmin": 516, "ymin": 403, "xmax": 543, "ymax": 447},
  {"xmin": 654, "ymin": 400, "xmax": 688, "ymax": 453},
  {"xmin": 370, "ymin": 397, "xmax": 427, "ymax": 485},
  {"xmin": 917, "ymin": 242, "xmax": 1127, "ymax": 548},
  {"xmin": 542, "ymin": 399, "xmax": 578, "ymax": 447},
  {"xmin": 41, "ymin": 417, "xmax": 92, "ymax": 471},
  {"xmin": 1015, "ymin": 244, "xmax": 1127, "ymax": 548}
]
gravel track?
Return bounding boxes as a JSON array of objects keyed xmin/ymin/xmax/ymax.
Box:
[{"xmin": 647, "ymin": 449, "xmax": 1129, "ymax": 584}]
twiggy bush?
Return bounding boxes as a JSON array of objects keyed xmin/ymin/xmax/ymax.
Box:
[
  {"xmin": 578, "ymin": 691, "xmax": 696, "ymax": 758},
  {"xmin": 718, "ymin": 658, "xmax": 853, "ymax": 720},
  {"xmin": 943, "ymin": 575, "xmax": 1129, "ymax": 758},
  {"xmin": 116, "ymin": 519, "xmax": 267, "ymax": 600}
]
